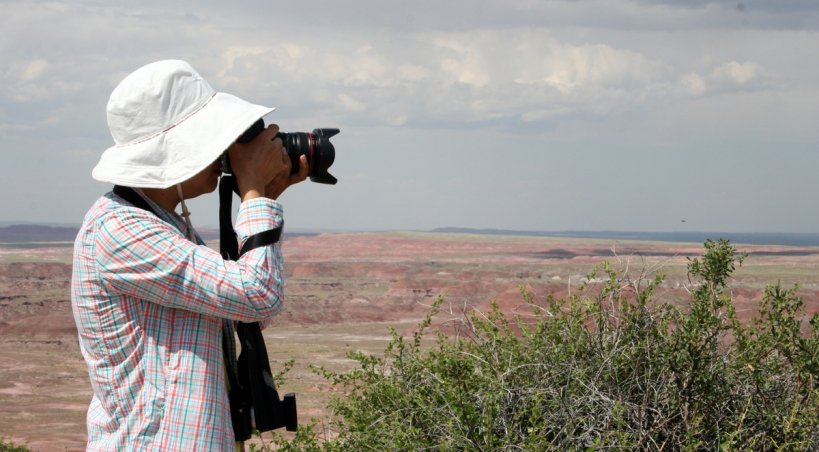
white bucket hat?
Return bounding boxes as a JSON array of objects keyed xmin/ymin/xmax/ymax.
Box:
[{"xmin": 92, "ymin": 59, "xmax": 274, "ymax": 188}]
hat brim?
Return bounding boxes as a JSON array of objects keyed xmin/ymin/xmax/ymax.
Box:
[{"xmin": 92, "ymin": 92, "xmax": 275, "ymax": 189}]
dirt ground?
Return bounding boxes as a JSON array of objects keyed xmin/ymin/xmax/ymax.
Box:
[{"xmin": 1, "ymin": 232, "xmax": 819, "ymax": 451}]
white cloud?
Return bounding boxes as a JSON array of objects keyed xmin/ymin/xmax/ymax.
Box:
[
  {"xmin": 110, "ymin": 23, "xmax": 668, "ymax": 127},
  {"xmin": 538, "ymin": 43, "xmax": 663, "ymax": 90},
  {"xmin": 676, "ymin": 60, "xmax": 772, "ymax": 99},
  {"xmin": 217, "ymin": 46, "xmax": 269, "ymax": 81},
  {"xmin": 680, "ymin": 72, "xmax": 706, "ymax": 95},
  {"xmin": 337, "ymin": 93, "xmax": 366, "ymax": 112},
  {"xmin": 0, "ymin": 1, "xmax": 780, "ymax": 129},
  {"xmin": 711, "ymin": 61, "xmax": 761, "ymax": 85},
  {"xmin": 404, "ymin": 31, "xmax": 669, "ymax": 124},
  {"xmin": 397, "ymin": 64, "xmax": 432, "ymax": 82},
  {"xmin": 16, "ymin": 59, "xmax": 49, "ymax": 82},
  {"xmin": 1, "ymin": 61, "xmax": 84, "ymax": 102}
]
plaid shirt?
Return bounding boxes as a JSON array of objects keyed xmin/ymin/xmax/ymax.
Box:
[{"xmin": 71, "ymin": 189, "xmax": 284, "ymax": 451}]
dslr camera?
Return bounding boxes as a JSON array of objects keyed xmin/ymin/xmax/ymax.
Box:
[{"xmin": 221, "ymin": 118, "xmax": 338, "ymax": 185}]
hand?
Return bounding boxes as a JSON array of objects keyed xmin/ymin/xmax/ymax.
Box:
[
  {"xmin": 265, "ymin": 154, "xmax": 310, "ymax": 200},
  {"xmin": 228, "ymin": 124, "xmax": 286, "ymax": 202}
]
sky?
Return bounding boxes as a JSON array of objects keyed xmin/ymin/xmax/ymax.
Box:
[{"xmin": 1, "ymin": 0, "xmax": 818, "ymax": 233}]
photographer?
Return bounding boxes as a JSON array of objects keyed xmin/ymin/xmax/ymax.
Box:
[{"xmin": 71, "ymin": 60, "xmax": 307, "ymax": 450}]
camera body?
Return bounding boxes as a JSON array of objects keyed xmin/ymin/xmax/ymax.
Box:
[{"xmin": 221, "ymin": 118, "xmax": 338, "ymax": 185}]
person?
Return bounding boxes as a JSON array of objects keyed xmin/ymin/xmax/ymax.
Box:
[{"xmin": 71, "ymin": 59, "xmax": 308, "ymax": 451}]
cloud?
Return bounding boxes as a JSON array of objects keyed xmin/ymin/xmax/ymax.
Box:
[
  {"xmin": 710, "ymin": 61, "xmax": 761, "ymax": 85},
  {"xmin": 680, "ymin": 73, "xmax": 707, "ymax": 96},
  {"xmin": 0, "ymin": 0, "xmax": 789, "ymax": 136},
  {"xmin": 677, "ymin": 60, "xmax": 771, "ymax": 98},
  {"xmin": 205, "ymin": 29, "xmax": 672, "ymax": 128},
  {"xmin": 633, "ymin": 0, "xmax": 819, "ymax": 13},
  {"xmin": 12, "ymin": 58, "xmax": 49, "ymax": 82},
  {"xmin": 337, "ymin": 93, "xmax": 366, "ymax": 113},
  {"xmin": 3, "ymin": 58, "xmax": 58, "ymax": 102}
]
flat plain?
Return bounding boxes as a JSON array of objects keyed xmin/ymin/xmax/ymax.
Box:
[{"xmin": 1, "ymin": 231, "xmax": 818, "ymax": 451}]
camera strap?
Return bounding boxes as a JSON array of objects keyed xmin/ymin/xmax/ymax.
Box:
[
  {"xmin": 241, "ymin": 227, "xmax": 282, "ymax": 256},
  {"xmin": 113, "ymin": 185, "xmax": 156, "ymax": 216},
  {"xmin": 218, "ymin": 174, "xmax": 297, "ymax": 439},
  {"xmin": 218, "ymin": 175, "xmax": 284, "ymax": 259}
]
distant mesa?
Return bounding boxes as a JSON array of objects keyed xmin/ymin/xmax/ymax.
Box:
[
  {"xmin": 0, "ymin": 224, "xmax": 79, "ymax": 243},
  {"xmin": 0, "ymin": 224, "xmax": 308, "ymax": 245},
  {"xmin": 431, "ymin": 227, "xmax": 819, "ymax": 247}
]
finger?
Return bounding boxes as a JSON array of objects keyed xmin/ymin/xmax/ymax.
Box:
[
  {"xmin": 280, "ymin": 148, "xmax": 292, "ymax": 174},
  {"xmin": 265, "ymin": 123, "xmax": 280, "ymax": 136},
  {"xmin": 297, "ymin": 155, "xmax": 309, "ymax": 179},
  {"xmin": 271, "ymin": 135, "xmax": 284, "ymax": 152},
  {"xmin": 286, "ymin": 156, "xmax": 309, "ymax": 185},
  {"xmin": 254, "ymin": 124, "xmax": 279, "ymax": 144}
]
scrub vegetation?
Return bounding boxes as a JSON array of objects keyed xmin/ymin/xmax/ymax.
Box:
[
  {"xmin": 0, "ymin": 438, "xmax": 29, "ymax": 452},
  {"xmin": 257, "ymin": 239, "xmax": 819, "ymax": 450}
]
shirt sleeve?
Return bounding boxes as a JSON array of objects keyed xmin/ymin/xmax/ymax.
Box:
[{"xmin": 94, "ymin": 198, "xmax": 285, "ymax": 322}]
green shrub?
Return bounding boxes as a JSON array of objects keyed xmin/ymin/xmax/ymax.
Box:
[
  {"xmin": 0, "ymin": 438, "xmax": 30, "ymax": 452},
  {"xmin": 262, "ymin": 239, "xmax": 819, "ymax": 450}
]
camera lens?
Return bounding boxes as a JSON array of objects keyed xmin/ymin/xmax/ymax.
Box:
[
  {"xmin": 277, "ymin": 129, "xmax": 338, "ymax": 185},
  {"xmin": 229, "ymin": 119, "xmax": 338, "ymax": 185}
]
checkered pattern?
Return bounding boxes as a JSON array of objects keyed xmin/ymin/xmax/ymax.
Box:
[{"xmin": 71, "ymin": 189, "xmax": 284, "ymax": 451}]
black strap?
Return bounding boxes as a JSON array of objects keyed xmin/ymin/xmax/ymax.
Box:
[
  {"xmin": 217, "ymin": 176, "xmax": 297, "ymax": 438},
  {"xmin": 236, "ymin": 322, "xmax": 298, "ymax": 433},
  {"xmin": 240, "ymin": 227, "xmax": 283, "ymax": 257},
  {"xmin": 223, "ymin": 330, "xmax": 252, "ymax": 440},
  {"xmin": 219, "ymin": 176, "xmax": 241, "ymax": 260},
  {"xmin": 113, "ymin": 185, "xmax": 159, "ymax": 217},
  {"xmin": 220, "ymin": 175, "xmax": 283, "ymax": 259}
]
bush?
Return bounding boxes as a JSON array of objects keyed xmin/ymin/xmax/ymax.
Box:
[
  {"xmin": 263, "ymin": 239, "xmax": 819, "ymax": 450},
  {"xmin": 0, "ymin": 438, "xmax": 29, "ymax": 452}
]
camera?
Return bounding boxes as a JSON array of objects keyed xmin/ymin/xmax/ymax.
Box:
[{"xmin": 222, "ymin": 118, "xmax": 339, "ymax": 185}]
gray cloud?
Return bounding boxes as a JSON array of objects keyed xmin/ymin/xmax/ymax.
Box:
[{"xmin": 635, "ymin": 0, "xmax": 819, "ymax": 13}]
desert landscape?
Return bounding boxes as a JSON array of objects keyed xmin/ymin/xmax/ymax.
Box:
[{"xmin": 2, "ymin": 230, "xmax": 819, "ymax": 451}]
